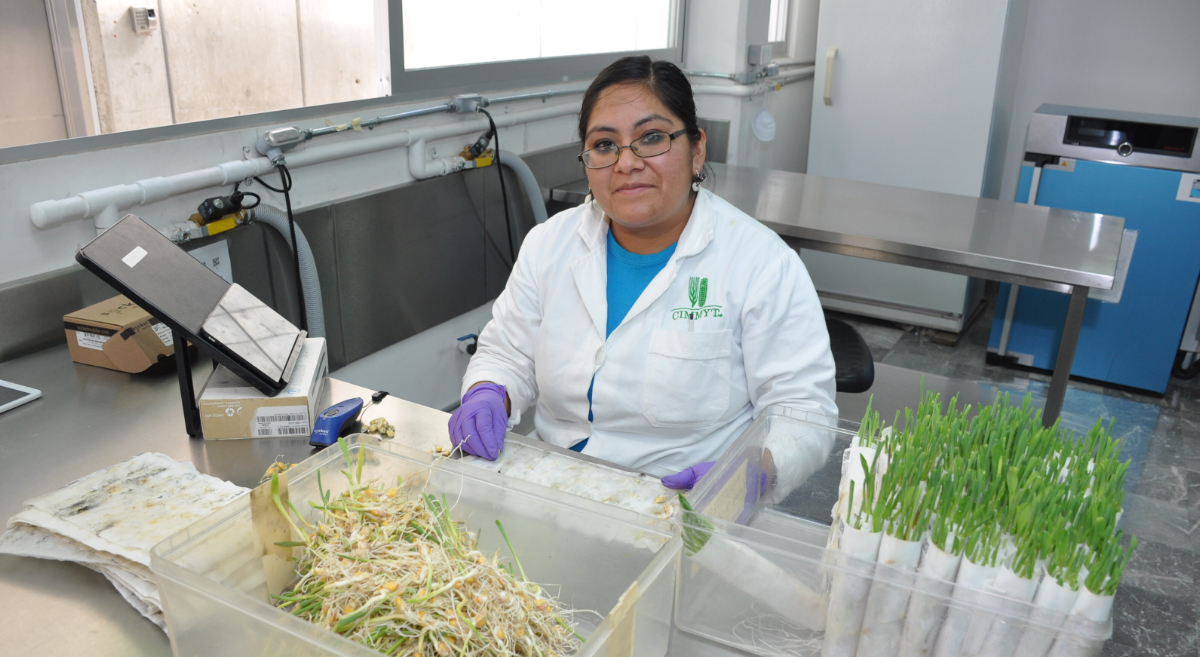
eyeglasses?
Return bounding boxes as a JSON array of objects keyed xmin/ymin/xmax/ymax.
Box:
[{"xmin": 578, "ymin": 129, "xmax": 688, "ymax": 169}]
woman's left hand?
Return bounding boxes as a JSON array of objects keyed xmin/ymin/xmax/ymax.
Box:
[
  {"xmin": 447, "ymin": 383, "xmax": 509, "ymax": 460},
  {"xmin": 661, "ymin": 461, "xmax": 715, "ymax": 490}
]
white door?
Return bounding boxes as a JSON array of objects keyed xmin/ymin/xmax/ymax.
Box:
[{"xmin": 804, "ymin": 0, "xmax": 1013, "ymax": 330}]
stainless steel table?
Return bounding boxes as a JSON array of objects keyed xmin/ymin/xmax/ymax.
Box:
[
  {"xmin": 708, "ymin": 163, "xmax": 1125, "ymax": 424},
  {"xmin": 0, "ymin": 345, "xmax": 624, "ymax": 656}
]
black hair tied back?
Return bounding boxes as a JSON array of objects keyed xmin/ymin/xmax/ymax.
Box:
[{"xmin": 578, "ymin": 55, "xmax": 703, "ymax": 147}]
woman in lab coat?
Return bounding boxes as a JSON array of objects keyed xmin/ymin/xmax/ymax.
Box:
[{"xmin": 449, "ymin": 56, "xmax": 837, "ymax": 491}]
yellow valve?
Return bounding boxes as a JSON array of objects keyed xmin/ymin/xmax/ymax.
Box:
[
  {"xmin": 186, "ymin": 209, "xmax": 248, "ymax": 235},
  {"xmin": 459, "ymin": 146, "xmax": 495, "ymax": 167},
  {"xmin": 206, "ymin": 214, "xmax": 241, "ymax": 236}
]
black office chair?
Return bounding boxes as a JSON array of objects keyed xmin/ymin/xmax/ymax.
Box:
[{"xmin": 826, "ymin": 316, "xmax": 875, "ymax": 393}]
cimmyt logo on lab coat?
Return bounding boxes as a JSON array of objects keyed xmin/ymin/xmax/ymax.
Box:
[{"xmin": 673, "ymin": 277, "xmax": 723, "ymax": 320}]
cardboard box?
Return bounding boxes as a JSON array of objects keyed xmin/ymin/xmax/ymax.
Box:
[
  {"xmin": 64, "ymin": 295, "xmax": 175, "ymax": 373},
  {"xmin": 198, "ymin": 338, "xmax": 328, "ymax": 440}
]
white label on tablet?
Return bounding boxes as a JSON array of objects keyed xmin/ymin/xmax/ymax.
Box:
[
  {"xmin": 253, "ymin": 406, "xmax": 310, "ymax": 437},
  {"xmin": 122, "ymin": 246, "xmax": 148, "ymax": 268},
  {"xmin": 151, "ymin": 322, "xmax": 174, "ymax": 347},
  {"xmin": 76, "ymin": 331, "xmax": 110, "ymax": 351}
]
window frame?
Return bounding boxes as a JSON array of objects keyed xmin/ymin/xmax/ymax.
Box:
[
  {"xmin": 765, "ymin": 0, "xmax": 796, "ymax": 60},
  {"xmin": 0, "ymin": 0, "xmax": 685, "ymax": 166},
  {"xmin": 387, "ymin": 0, "xmax": 685, "ymax": 98}
]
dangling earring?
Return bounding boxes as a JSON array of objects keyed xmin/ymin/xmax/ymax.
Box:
[{"xmin": 691, "ymin": 169, "xmax": 707, "ymax": 192}]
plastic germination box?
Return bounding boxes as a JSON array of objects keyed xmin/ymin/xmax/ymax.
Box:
[
  {"xmin": 680, "ymin": 407, "xmax": 1111, "ymax": 657},
  {"xmin": 150, "ymin": 435, "xmax": 680, "ymax": 657}
]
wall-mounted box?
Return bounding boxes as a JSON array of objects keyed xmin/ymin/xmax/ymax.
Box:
[{"xmin": 130, "ymin": 6, "xmax": 159, "ymax": 35}]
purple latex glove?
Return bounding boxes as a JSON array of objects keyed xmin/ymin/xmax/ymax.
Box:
[
  {"xmin": 661, "ymin": 461, "xmax": 715, "ymax": 490},
  {"xmin": 448, "ymin": 383, "xmax": 508, "ymax": 460}
]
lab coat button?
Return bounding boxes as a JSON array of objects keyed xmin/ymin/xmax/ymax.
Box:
[{"xmin": 595, "ymin": 350, "xmax": 605, "ymax": 368}]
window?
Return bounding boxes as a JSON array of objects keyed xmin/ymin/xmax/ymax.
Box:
[
  {"xmin": 768, "ymin": 0, "xmax": 790, "ymax": 48},
  {"xmin": 1, "ymin": 0, "xmax": 391, "ymax": 150},
  {"xmin": 402, "ymin": 0, "xmax": 674, "ymax": 70},
  {"xmin": 1, "ymin": 0, "xmax": 682, "ymax": 154},
  {"xmin": 390, "ymin": 0, "xmax": 683, "ymax": 98}
]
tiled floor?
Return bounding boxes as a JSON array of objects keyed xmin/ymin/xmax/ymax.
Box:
[{"xmin": 831, "ymin": 292, "xmax": 1200, "ymax": 657}]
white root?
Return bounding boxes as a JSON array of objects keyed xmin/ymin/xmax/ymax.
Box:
[
  {"xmin": 857, "ymin": 533, "xmax": 924, "ymax": 657},
  {"xmin": 822, "ymin": 524, "xmax": 883, "ymax": 657},
  {"xmin": 931, "ymin": 557, "xmax": 998, "ymax": 657},
  {"xmin": 689, "ymin": 534, "xmax": 827, "ymax": 632},
  {"xmin": 1045, "ymin": 589, "xmax": 1114, "ymax": 657},
  {"xmin": 897, "ymin": 541, "xmax": 962, "ymax": 657},
  {"xmin": 973, "ymin": 565, "xmax": 1040, "ymax": 657},
  {"xmin": 1013, "ymin": 577, "xmax": 1080, "ymax": 657},
  {"xmin": 732, "ymin": 614, "xmax": 823, "ymax": 655}
]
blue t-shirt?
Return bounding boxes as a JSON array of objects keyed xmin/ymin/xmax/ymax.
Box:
[
  {"xmin": 575, "ymin": 231, "xmax": 677, "ymax": 451},
  {"xmin": 605, "ymin": 230, "xmax": 678, "ymax": 337}
]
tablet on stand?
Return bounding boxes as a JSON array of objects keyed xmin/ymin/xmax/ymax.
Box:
[{"xmin": 76, "ymin": 214, "xmax": 305, "ymax": 436}]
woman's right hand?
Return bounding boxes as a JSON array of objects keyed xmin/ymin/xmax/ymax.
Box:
[{"xmin": 447, "ymin": 383, "xmax": 509, "ymax": 460}]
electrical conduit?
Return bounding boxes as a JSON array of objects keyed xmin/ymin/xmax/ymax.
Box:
[
  {"xmin": 691, "ymin": 66, "xmax": 816, "ymax": 98},
  {"xmin": 28, "ymin": 65, "xmax": 829, "ymax": 234},
  {"xmin": 249, "ymin": 204, "xmax": 326, "ymax": 339},
  {"xmin": 30, "ymin": 101, "xmax": 581, "ymax": 231}
]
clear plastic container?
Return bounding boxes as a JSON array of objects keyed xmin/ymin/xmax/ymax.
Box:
[
  {"xmin": 675, "ymin": 407, "xmax": 1112, "ymax": 657},
  {"xmin": 151, "ymin": 435, "xmax": 679, "ymax": 657}
]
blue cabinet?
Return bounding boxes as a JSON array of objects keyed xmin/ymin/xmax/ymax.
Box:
[{"xmin": 989, "ymin": 152, "xmax": 1200, "ymax": 393}]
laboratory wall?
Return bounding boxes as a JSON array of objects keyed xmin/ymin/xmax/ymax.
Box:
[
  {"xmin": 0, "ymin": 0, "xmax": 819, "ymax": 371},
  {"xmin": 993, "ymin": 0, "xmax": 1200, "ymax": 202},
  {"xmin": 0, "ymin": 87, "xmax": 581, "ymax": 360},
  {"xmin": 688, "ymin": 0, "xmax": 820, "ymax": 174},
  {"xmin": 1, "ymin": 1, "xmax": 818, "ymax": 288},
  {"xmin": 0, "ymin": 0, "xmax": 69, "ymax": 148}
]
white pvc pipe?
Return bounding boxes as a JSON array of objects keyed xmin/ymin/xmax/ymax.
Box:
[
  {"xmin": 31, "ymin": 157, "xmax": 275, "ymax": 233},
  {"xmin": 407, "ymin": 137, "xmax": 470, "ymax": 180},
  {"xmin": 31, "ymin": 63, "xmax": 818, "ymax": 233},
  {"xmin": 30, "ymin": 101, "xmax": 581, "ymax": 231},
  {"xmin": 692, "ymin": 83, "xmax": 769, "ymax": 98},
  {"xmin": 692, "ymin": 66, "xmax": 815, "ymax": 98},
  {"xmin": 777, "ymin": 65, "xmax": 817, "ymax": 83}
]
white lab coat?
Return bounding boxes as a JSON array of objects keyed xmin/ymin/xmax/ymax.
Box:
[{"xmin": 463, "ymin": 188, "xmax": 838, "ymax": 484}]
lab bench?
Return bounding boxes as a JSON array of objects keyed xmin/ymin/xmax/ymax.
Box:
[
  {"xmin": 710, "ymin": 163, "xmax": 1125, "ymax": 425},
  {"xmin": 0, "ymin": 344, "xmax": 635, "ymax": 656},
  {"xmin": 0, "ymin": 346, "xmax": 1156, "ymax": 656},
  {"xmin": 0, "ymin": 162, "xmax": 1128, "ymax": 653}
]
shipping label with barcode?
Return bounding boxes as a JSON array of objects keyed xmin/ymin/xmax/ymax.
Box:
[
  {"xmin": 253, "ymin": 406, "xmax": 310, "ymax": 437},
  {"xmin": 151, "ymin": 322, "xmax": 174, "ymax": 347},
  {"xmin": 76, "ymin": 331, "xmax": 110, "ymax": 351}
]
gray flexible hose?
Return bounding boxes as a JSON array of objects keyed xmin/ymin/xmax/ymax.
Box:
[
  {"xmin": 497, "ymin": 150, "xmax": 549, "ymax": 225},
  {"xmin": 249, "ymin": 205, "xmax": 326, "ymax": 338}
]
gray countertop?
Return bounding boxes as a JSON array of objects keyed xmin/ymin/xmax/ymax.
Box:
[
  {"xmin": 0, "ymin": 343, "xmax": 650, "ymax": 656},
  {"xmin": 708, "ymin": 163, "xmax": 1125, "ymax": 293},
  {"xmin": 0, "ymin": 345, "xmax": 459, "ymax": 656}
]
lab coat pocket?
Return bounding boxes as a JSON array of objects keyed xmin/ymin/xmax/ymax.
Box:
[{"xmin": 643, "ymin": 328, "xmax": 733, "ymax": 428}]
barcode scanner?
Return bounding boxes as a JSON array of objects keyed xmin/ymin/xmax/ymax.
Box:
[{"xmin": 309, "ymin": 397, "xmax": 364, "ymax": 448}]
